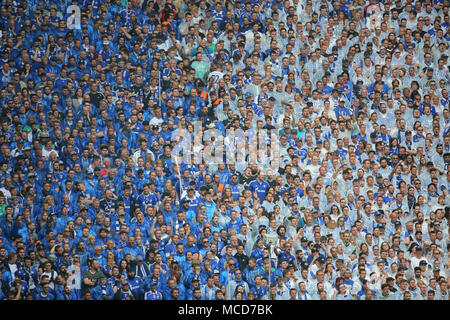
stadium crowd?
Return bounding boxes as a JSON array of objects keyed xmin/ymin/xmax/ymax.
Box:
[{"xmin": 0, "ymin": 0, "xmax": 449, "ymax": 301}]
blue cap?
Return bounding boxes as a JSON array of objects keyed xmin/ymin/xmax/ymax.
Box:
[
  {"xmin": 374, "ymin": 210, "xmax": 384, "ymax": 216},
  {"xmin": 15, "ymin": 270, "xmax": 26, "ymax": 278}
]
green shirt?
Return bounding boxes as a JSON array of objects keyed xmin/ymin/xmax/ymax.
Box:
[
  {"xmin": 82, "ymin": 270, "xmax": 104, "ymax": 288},
  {"xmin": 0, "ymin": 204, "xmax": 6, "ymax": 217},
  {"xmin": 191, "ymin": 60, "xmax": 210, "ymax": 80}
]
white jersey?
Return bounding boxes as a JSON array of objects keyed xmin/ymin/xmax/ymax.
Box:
[{"xmin": 207, "ymin": 71, "xmax": 224, "ymax": 86}]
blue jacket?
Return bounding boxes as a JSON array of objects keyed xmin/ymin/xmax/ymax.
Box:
[{"xmin": 91, "ymin": 283, "xmax": 115, "ymax": 300}]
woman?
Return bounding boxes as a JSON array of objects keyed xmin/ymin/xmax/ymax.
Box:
[
  {"xmin": 389, "ymin": 137, "xmax": 399, "ymax": 154},
  {"xmin": 333, "ymin": 283, "xmax": 353, "ymax": 300},
  {"xmin": 336, "ymin": 217, "xmax": 347, "ymax": 233},
  {"xmin": 118, "ymin": 259, "xmax": 128, "ymax": 275},
  {"xmin": 301, "ymin": 81, "xmax": 312, "ymax": 102},
  {"xmin": 410, "ymin": 80, "xmax": 423, "ymax": 98},
  {"xmin": 359, "ymin": 243, "xmax": 370, "ymax": 257},
  {"xmin": 284, "ymin": 83, "xmax": 295, "ymax": 104},
  {"xmin": 103, "ymin": 251, "xmax": 118, "ymax": 277},
  {"xmin": 431, "ymin": 94, "xmax": 444, "ymax": 114},
  {"xmin": 72, "ymin": 88, "xmax": 84, "ymax": 111},
  {"xmin": 380, "ymin": 241, "xmax": 390, "ymax": 253},
  {"xmin": 271, "ymin": 205, "xmax": 284, "ymax": 226},
  {"xmin": 293, "ymin": 91, "xmax": 306, "ymax": 114},
  {"xmin": 234, "ymin": 291, "xmax": 244, "ymax": 300},
  {"xmin": 37, "ymin": 211, "xmax": 49, "ymax": 234},
  {"xmin": 324, "ymin": 263, "xmax": 337, "ymax": 285},
  {"xmin": 330, "ymin": 204, "xmax": 341, "ymax": 221},
  {"xmin": 323, "ymin": 216, "xmax": 339, "ymax": 240},
  {"xmin": 221, "ymin": 187, "xmax": 234, "ymax": 204}
]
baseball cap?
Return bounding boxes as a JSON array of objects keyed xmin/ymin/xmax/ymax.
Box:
[{"xmin": 373, "ymin": 210, "xmax": 383, "ymax": 216}]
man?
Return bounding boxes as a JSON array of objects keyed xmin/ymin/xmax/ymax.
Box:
[
  {"xmin": 297, "ymin": 281, "xmax": 312, "ymax": 300},
  {"xmin": 144, "ymin": 281, "xmax": 162, "ymax": 300},
  {"xmin": 134, "ymin": 255, "xmax": 150, "ymax": 279},
  {"xmin": 201, "ymin": 276, "xmax": 219, "ymax": 300},
  {"xmin": 82, "ymin": 259, "xmax": 104, "ymax": 295},
  {"xmin": 90, "ymin": 276, "xmax": 114, "ymax": 300},
  {"xmin": 114, "ymin": 281, "xmax": 136, "ymax": 300},
  {"xmin": 34, "ymin": 281, "xmax": 55, "ymax": 300},
  {"xmin": 227, "ymin": 268, "xmax": 249, "ymax": 298},
  {"xmin": 234, "ymin": 244, "xmax": 250, "ymax": 271},
  {"xmin": 248, "ymin": 171, "xmax": 270, "ymax": 202},
  {"xmin": 377, "ymin": 283, "xmax": 395, "ymax": 300}
]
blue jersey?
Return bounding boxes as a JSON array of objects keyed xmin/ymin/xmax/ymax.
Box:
[{"xmin": 248, "ymin": 180, "xmax": 270, "ymax": 202}]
